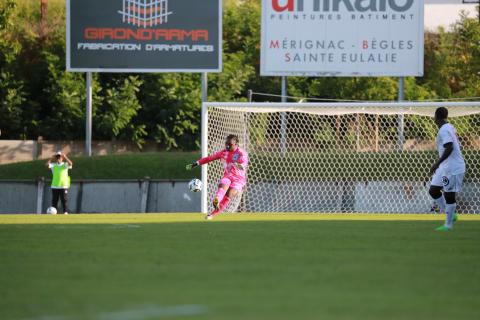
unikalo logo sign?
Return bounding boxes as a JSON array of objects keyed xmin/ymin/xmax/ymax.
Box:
[
  {"xmin": 261, "ymin": 0, "xmax": 424, "ymax": 76},
  {"xmin": 67, "ymin": 0, "xmax": 222, "ymax": 72}
]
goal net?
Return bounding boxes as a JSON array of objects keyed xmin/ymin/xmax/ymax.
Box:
[{"xmin": 201, "ymin": 101, "xmax": 480, "ymax": 214}]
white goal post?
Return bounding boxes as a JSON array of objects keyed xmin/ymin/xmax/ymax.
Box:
[{"xmin": 201, "ymin": 101, "xmax": 480, "ymax": 214}]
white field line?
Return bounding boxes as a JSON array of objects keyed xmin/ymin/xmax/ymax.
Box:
[
  {"xmin": 98, "ymin": 304, "xmax": 208, "ymax": 320},
  {"xmin": 23, "ymin": 304, "xmax": 208, "ymax": 320},
  {"xmin": 108, "ymin": 224, "xmax": 141, "ymax": 229},
  {"xmin": 24, "ymin": 316, "xmax": 69, "ymax": 320}
]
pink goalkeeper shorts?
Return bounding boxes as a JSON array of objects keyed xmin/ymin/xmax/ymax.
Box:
[{"xmin": 219, "ymin": 176, "xmax": 245, "ymax": 192}]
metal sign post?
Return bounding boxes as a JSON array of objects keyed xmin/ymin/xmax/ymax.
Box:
[
  {"xmin": 397, "ymin": 77, "xmax": 405, "ymax": 150},
  {"xmin": 281, "ymin": 76, "xmax": 287, "ymax": 155},
  {"xmin": 86, "ymin": 72, "xmax": 92, "ymax": 156}
]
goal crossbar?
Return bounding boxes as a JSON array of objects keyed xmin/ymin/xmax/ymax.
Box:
[{"xmin": 204, "ymin": 101, "xmax": 480, "ymax": 116}]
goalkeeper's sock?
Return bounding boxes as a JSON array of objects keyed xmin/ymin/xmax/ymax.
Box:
[
  {"xmin": 434, "ymin": 195, "xmax": 446, "ymax": 214},
  {"xmin": 218, "ymin": 196, "xmax": 231, "ymax": 213},
  {"xmin": 210, "ymin": 207, "xmax": 222, "ymax": 217},
  {"xmin": 215, "ymin": 188, "xmax": 227, "ymax": 203},
  {"xmin": 445, "ymin": 203, "xmax": 456, "ymax": 229}
]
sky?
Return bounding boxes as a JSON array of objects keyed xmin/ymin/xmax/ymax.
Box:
[{"xmin": 424, "ymin": 0, "xmax": 478, "ymax": 30}]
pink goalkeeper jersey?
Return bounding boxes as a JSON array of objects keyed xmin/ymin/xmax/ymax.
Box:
[{"xmin": 198, "ymin": 147, "xmax": 248, "ymax": 182}]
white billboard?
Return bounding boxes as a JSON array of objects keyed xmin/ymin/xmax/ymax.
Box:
[{"xmin": 261, "ymin": 0, "xmax": 424, "ymax": 76}]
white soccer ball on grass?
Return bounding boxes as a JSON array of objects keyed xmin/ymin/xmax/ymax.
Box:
[
  {"xmin": 46, "ymin": 207, "xmax": 57, "ymax": 215},
  {"xmin": 188, "ymin": 179, "xmax": 202, "ymax": 192}
]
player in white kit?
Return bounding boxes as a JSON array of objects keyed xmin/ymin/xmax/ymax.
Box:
[{"xmin": 429, "ymin": 107, "xmax": 466, "ymax": 231}]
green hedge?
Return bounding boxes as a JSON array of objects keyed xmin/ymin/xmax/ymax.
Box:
[
  {"xmin": 1, "ymin": 151, "xmax": 478, "ymax": 182},
  {"xmin": 250, "ymin": 150, "xmax": 480, "ymax": 182},
  {"xmin": 0, "ymin": 152, "xmax": 201, "ymax": 180}
]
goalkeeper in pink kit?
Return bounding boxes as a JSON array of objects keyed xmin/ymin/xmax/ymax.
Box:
[{"xmin": 186, "ymin": 134, "xmax": 248, "ymax": 220}]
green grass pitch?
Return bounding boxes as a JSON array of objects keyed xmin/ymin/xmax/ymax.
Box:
[{"xmin": 1, "ymin": 213, "xmax": 480, "ymax": 320}]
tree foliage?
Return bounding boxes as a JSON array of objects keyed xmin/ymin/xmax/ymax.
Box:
[
  {"xmin": 422, "ymin": 13, "xmax": 480, "ymax": 98},
  {"xmin": 41, "ymin": 51, "xmax": 86, "ymax": 139},
  {"xmin": 95, "ymin": 75, "xmax": 146, "ymax": 147},
  {"xmin": 0, "ymin": 0, "xmax": 479, "ymax": 150},
  {"xmin": 0, "ymin": 0, "xmax": 25, "ymax": 138}
]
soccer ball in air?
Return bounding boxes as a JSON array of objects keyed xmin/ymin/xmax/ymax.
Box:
[
  {"xmin": 188, "ymin": 179, "xmax": 202, "ymax": 192},
  {"xmin": 46, "ymin": 207, "xmax": 57, "ymax": 215}
]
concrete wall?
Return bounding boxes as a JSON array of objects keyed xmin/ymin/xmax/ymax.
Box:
[
  {"xmin": 0, "ymin": 181, "xmax": 38, "ymax": 213},
  {"xmin": 0, "ymin": 180, "xmax": 201, "ymax": 214},
  {"xmin": 0, "ymin": 140, "xmax": 163, "ymax": 164},
  {"xmin": 246, "ymin": 182, "xmax": 348, "ymax": 212},
  {"xmin": 244, "ymin": 181, "xmax": 480, "ymax": 214},
  {"xmin": 1, "ymin": 180, "xmax": 479, "ymax": 214},
  {"xmin": 147, "ymin": 181, "xmax": 202, "ymax": 212},
  {"xmin": 0, "ymin": 141, "xmax": 39, "ymax": 164}
]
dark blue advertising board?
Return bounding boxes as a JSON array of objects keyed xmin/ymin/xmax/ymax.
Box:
[{"xmin": 67, "ymin": 0, "xmax": 221, "ymax": 72}]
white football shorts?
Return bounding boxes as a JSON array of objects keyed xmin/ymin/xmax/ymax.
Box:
[{"xmin": 431, "ymin": 172, "xmax": 465, "ymax": 193}]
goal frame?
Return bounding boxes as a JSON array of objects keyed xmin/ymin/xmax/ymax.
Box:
[{"xmin": 201, "ymin": 101, "xmax": 480, "ymax": 214}]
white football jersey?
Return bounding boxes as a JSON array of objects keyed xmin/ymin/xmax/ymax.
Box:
[{"xmin": 436, "ymin": 123, "xmax": 465, "ymax": 175}]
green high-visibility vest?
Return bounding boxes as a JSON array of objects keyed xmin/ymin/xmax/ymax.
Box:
[{"xmin": 51, "ymin": 163, "xmax": 71, "ymax": 188}]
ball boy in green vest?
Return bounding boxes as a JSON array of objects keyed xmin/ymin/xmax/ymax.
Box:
[{"xmin": 46, "ymin": 151, "xmax": 73, "ymax": 214}]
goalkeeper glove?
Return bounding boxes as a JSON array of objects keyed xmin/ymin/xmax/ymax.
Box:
[{"xmin": 186, "ymin": 161, "xmax": 199, "ymax": 170}]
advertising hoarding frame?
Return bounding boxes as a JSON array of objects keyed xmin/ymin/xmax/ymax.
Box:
[{"xmin": 66, "ymin": 0, "xmax": 222, "ymax": 73}]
